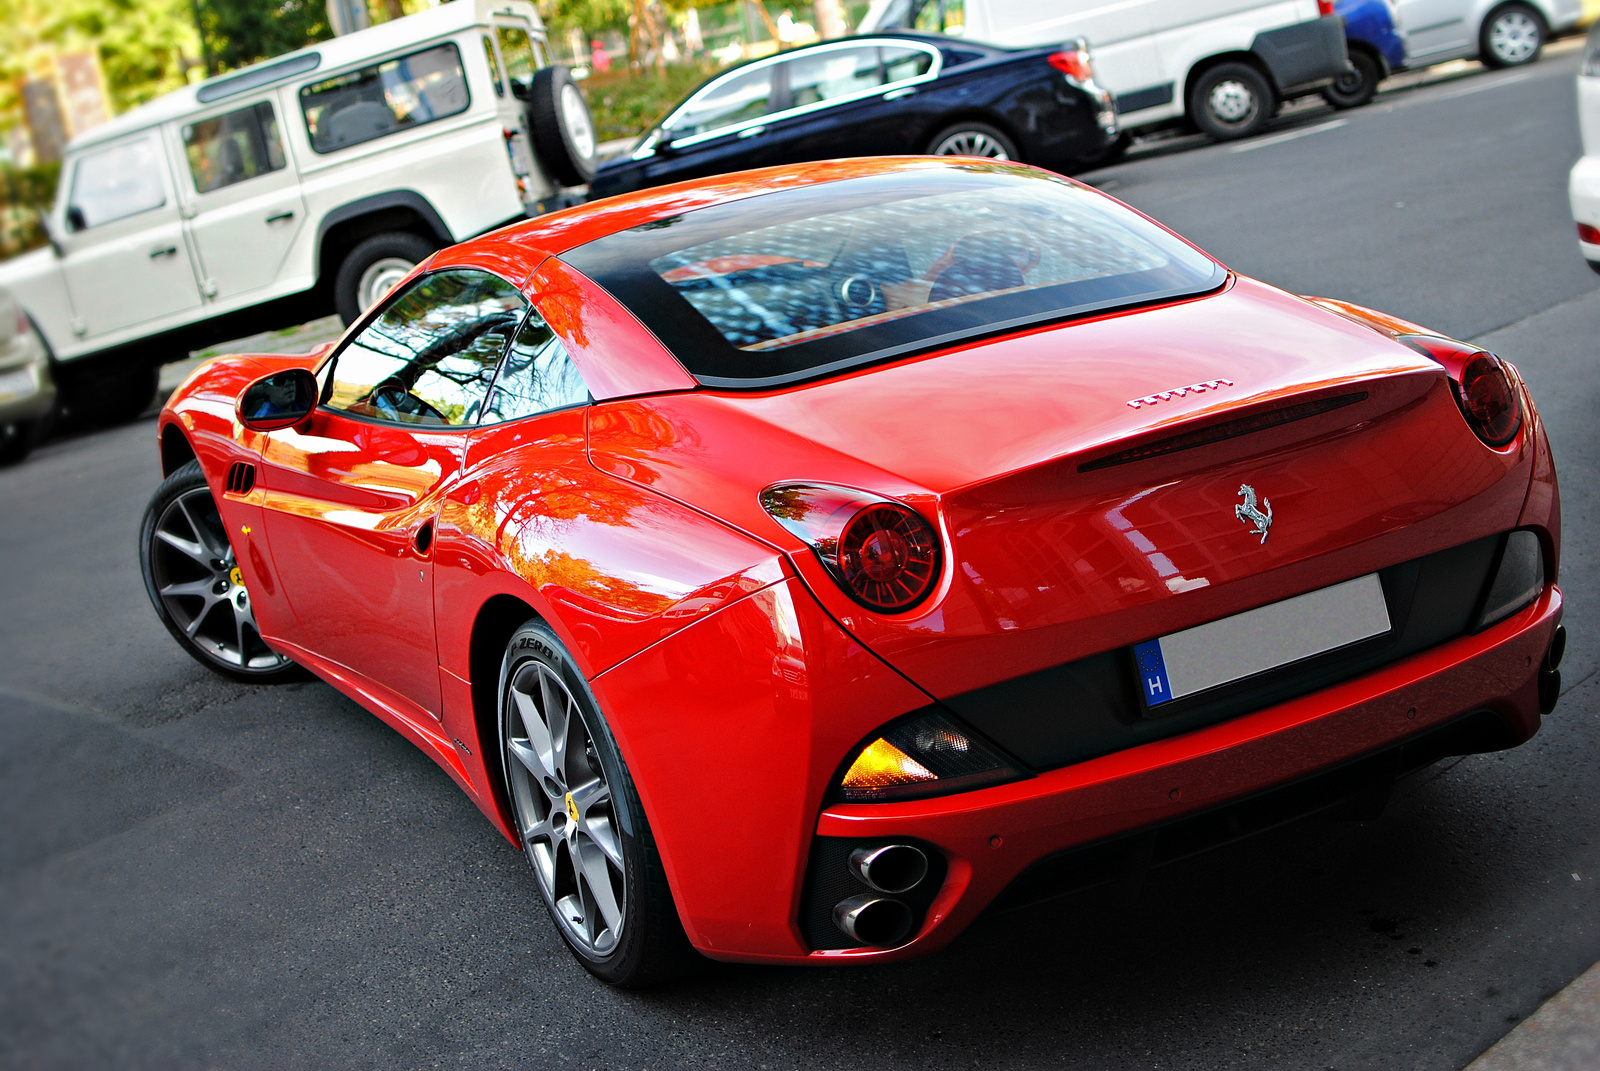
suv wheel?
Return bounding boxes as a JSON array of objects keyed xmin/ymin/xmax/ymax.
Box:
[
  {"xmin": 1322, "ymin": 49, "xmax": 1382, "ymax": 109},
  {"xmin": 334, "ymin": 232, "xmax": 436, "ymax": 325},
  {"xmin": 1480, "ymin": 3, "xmax": 1545, "ymax": 69},
  {"xmin": 527, "ymin": 66, "xmax": 599, "ymax": 187},
  {"xmin": 1191, "ymin": 62, "xmax": 1275, "ymax": 141}
]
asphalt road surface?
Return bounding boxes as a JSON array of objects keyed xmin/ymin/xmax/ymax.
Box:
[{"xmin": 3, "ymin": 47, "xmax": 1598, "ymax": 1071}]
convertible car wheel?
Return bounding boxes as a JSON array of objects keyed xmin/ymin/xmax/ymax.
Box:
[
  {"xmin": 499, "ymin": 620, "xmax": 697, "ymax": 986},
  {"xmin": 139, "ymin": 460, "xmax": 301, "ymax": 682}
]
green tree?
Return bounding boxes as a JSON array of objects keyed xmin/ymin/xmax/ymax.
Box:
[{"xmin": 196, "ymin": 0, "xmax": 332, "ymax": 73}]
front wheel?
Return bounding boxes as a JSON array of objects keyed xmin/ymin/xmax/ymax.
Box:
[
  {"xmin": 1322, "ymin": 49, "xmax": 1382, "ymax": 109},
  {"xmin": 139, "ymin": 460, "xmax": 303, "ymax": 682},
  {"xmin": 1480, "ymin": 3, "xmax": 1545, "ymax": 68},
  {"xmin": 333, "ymin": 231, "xmax": 436, "ymax": 326},
  {"xmin": 499, "ymin": 619, "xmax": 698, "ymax": 986},
  {"xmin": 1190, "ymin": 62, "xmax": 1275, "ymax": 141}
]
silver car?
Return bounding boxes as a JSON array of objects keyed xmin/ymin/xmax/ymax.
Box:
[{"xmin": 0, "ymin": 286, "xmax": 57, "ymax": 464}]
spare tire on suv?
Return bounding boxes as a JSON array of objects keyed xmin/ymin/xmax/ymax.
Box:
[{"xmin": 524, "ymin": 65, "xmax": 599, "ymax": 187}]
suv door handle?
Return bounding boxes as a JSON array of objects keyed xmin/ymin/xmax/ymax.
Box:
[
  {"xmin": 883, "ymin": 87, "xmax": 917, "ymax": 101},
  {"xmin": 737, "ymin": 125, "xmax": 766, "ymax": 139},
  {"xmin": 265, "ymin": 211, "xmax": 295, "ymax": 224},
  {"xmin": 149, "ymin": 246, "xmax": 178, "ymax": 259}
]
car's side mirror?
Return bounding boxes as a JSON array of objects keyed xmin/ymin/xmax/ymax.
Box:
[
  {"xmin": 238, "ymin": 368, "xmax": 319, "ymax": 431},
  {"xmin": 654, "ymin": 126, "xmax": 679, "ymax": 156},
  {"xmin": 64, "ymin": 206, "xmax": 87, "ymax": 234}
]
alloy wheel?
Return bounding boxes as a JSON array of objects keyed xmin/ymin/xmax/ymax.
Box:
[
  {"xmin": 931, "ymin": 130, "xmax": 1011, "ymax": 159},
  {"xmin": 148, "ymin": 486, "xmax": 292, "ymax": 673},
  {"xmin": 504, "ymin": 660, "xmax": 628, "ymax": 958},
  {"xmin": 1488, "ymin": 11, "xmax": 1540, "ymax": 65},
  {"xmin": 356, "ymin": 256, "xmax": 415, "ymax": 313}
]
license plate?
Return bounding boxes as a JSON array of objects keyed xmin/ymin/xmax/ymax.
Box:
[
  {"xmin": 1133, "ymin": 573, "xmax": 1390, "ymax": 707},
  {"xmin": 0, "ymin": 366, "xmax": 32, "ymax": 402}
]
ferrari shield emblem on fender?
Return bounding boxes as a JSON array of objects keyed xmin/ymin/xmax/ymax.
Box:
[{"xmin": 1235, "ymin": 484, "xmax": 1273, "ymax": 543}]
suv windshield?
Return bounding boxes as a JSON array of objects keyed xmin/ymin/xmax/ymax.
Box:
[{"xmin": 561, "ymin": 165, "xmax": 1225, "ymax": 388}]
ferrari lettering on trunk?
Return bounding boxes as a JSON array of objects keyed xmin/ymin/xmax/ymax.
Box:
[{"xmin": 1126, "ymin": 378, "xmax": 1235, "ymax": 408}]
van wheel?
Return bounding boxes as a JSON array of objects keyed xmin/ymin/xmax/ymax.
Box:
[
  {"xmin": 1191, "ymin": 62, "xmax": 1274, "ymax": 141},
  {"xmin": 527, "ymin": 65, "xmax": 598, "ymax": 187},
  {"xmin": 1321, "ymin": 49, "xmax": 1381, "ymax": 109},
  {"xmin": 1480, "ymin": 3, "xmax": 1545, "ymax": 69},
  {"xmin": 334, "ymin": 232, "xmax": 436, "ymax": 325}
]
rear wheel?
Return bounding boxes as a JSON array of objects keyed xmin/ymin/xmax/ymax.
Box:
[
  {"xmin": 1322, "ymin": 49, "xmax": 1382, "ymax": 109},
  {"xmin": 0, "ymin": 419, "xmax": 38, "ymax": 465},
  {"xmin": 60, "ymin": 359, "xmax": 157, "ymax": 427},
  {"xmin": 1480, "ymin": 3, "xmax": 1545, "ymax": 68},
  {"xmin": 333, "ymin": 231, "xmax": 436, "ymax": 325},
  {"xmin": 1190, "ymin": 62, "xmax": 1275, "ymax": 141},
  {"xmin": 139, "ymin": 460, "xmax": 303, "ymax": 682},
  {"xmin": 498, "ymin": 619, "xmax": 698, "ymax": 986},
  {"xmin": 926, "ymin": 121, "xmax": 1019, "ymax": 160}
]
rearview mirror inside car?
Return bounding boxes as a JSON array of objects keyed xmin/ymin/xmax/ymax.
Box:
[{"xmin": 238, "ymin": 368, "xmax": 318, "ymax": 431}]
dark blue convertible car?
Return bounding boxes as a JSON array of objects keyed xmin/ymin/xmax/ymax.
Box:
[{"xmin": 588, "ymin": 32, "xmax": 1119, "ymax": 199}]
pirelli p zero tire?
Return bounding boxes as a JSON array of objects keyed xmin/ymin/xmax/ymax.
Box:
[
  {"xmin": 1480, "ymin": 3, "xmax": 1546, "ymax": 69},
  {"xmin": 139, "ymin": 460, "xmax": 304, "ymax": 683},
  {"xmin": 498, "ymin": 619, "xmax": 699, "ymax": 986},
  {"xmin": 1191, "ymin": 62, "xmax": 1275, "ymax": 141},
  {"xmin": 526, "ymin": 65, "xmax": 599, "ymax": 187},
  {"xmin": 333, "ymin": 231, "xmax": 436, "ymax": 326},
  {"xmin": 1322, "ymin": 48, "xmax": 1382, "ymax": 109}
]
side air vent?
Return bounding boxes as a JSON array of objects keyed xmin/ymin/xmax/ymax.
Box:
[{"xmin": 225, "ymin": 461, "xmax": 257, "ymax": 496}]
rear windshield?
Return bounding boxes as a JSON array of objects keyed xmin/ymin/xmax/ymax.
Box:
[{"xmin": 561, "ymin": 165, "xmax": 1225, "ymax": 388}]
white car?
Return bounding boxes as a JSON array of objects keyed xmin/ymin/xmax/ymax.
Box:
[
  {"xmin": 0, "ymin": 286, "xmax": 57, "ymax": 464},
  {"xmin": 1395, "ymin": 0, "xmax": 1580, "ymax": 70},
  {"xmin": 859, "ymin": 0, "xmax": 1352, "ymax": 145},
  {"xmin": 0, "ymin": 0, "xmax": 596, "ymax": 424},
  {"xmin": 1571, "ymin": 19, "xmax": 1600, "ymax": 274}
]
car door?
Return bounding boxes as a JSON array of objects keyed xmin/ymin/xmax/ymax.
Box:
[
  {"xmin": 256, "ymin": 268, "xmax": 526, "ymax": 721},
  {"xmin": 1395, "ymin": 0, "xmax": 1474, "ymax": 63},
  {"xmin": 635, "ymin": 63, "xmax": 780, "ymax": 185},
  {"xmin": 757, "ymin": 42, "xmax": 936, "ymax": 162},
  {"xmin": 175, "ymin": 98, "xmax": 308, "ymax": 302},
  {"xmin": 56, "ymin": 131, "xmax": 204, "ymax": 340}
]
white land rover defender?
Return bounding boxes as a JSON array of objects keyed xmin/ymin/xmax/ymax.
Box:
[{"xmin": 0, "ymin": 0, "xmax": 597, "ymax": 423}]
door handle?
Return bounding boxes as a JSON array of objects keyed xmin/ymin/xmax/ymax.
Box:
[
  {"xmin": 265, "ymin": 211, "xmax": 295, "ymax": 224},
  {"xmin": 883, "ymin": 87, "xmax": 917, "ymax": 101},
  {"xmin": 737, "ymin": 125, "xmax": 766, "ymax": 139},
  {"xmin": 149, "ymin": 246, "xmax": 178, "ymax": 259}
]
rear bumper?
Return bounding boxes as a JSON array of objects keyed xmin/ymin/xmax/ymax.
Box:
[{"xmin": 788, "ymin": 586, "xmax": 1560, "ymax": 965}]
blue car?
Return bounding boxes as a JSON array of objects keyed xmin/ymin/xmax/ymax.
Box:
[{"xmin": 1324, "ymin": 0, "xmax": 1409, "ymax": 108}]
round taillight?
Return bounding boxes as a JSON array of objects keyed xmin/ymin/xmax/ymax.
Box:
[
  {"xmin": 836, "ymin": 503, "xmax": 939, "ymax": 612},
  {"xmin": 1458, "ymin": 352, "xmax": 1521, "ymax": 446}
]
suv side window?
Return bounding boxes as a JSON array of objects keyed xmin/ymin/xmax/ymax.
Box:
[
  {"xmin": 65, "ymin": 134, "xmax": 167, "ymax": 231},
  {"xmin": 324, "ymin": 269, "xmax": 526, "ymax": 426},
  {"xmin": 182, "ymin": 101, "xmax": 287, "ymax": 193},
  {"xmin": 785, "ymin": 46, "xmax": 884, "ymax": 108},
  {"xmin": 496, "ymin": 24, "xmax": 546, "ymax": 97},
  {"xmin": 299, "ymin": 42, "xmax": 470, "ymax": 153},
  {"xmin": 667, "ymin": 67, "xmax": 774, "ymax": 138},
  {"xmin": 479, "ymin": 310, "xmax": 589, "ymax": 424}
]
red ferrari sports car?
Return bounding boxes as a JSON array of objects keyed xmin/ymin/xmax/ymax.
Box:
[{"xmin": 141, "ymin": 157, "xmax": 1563, "ymax": 986}]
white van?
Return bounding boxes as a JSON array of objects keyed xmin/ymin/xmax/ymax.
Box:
[
  {"xmin": 0, "ymin": 0, "xmax": 596, "ymax": 424},
  {"xmin": 859, "ymin": 0, "xmax": 1351, "ymax": 148}
]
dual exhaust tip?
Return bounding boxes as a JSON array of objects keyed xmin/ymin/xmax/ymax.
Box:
[
  {"xmin": 1540, "ymin": 624, "xmax": 1566, "ymax": 715},
  {"xmin": 832, "ymin": 844, "xmax": 929, "ymax": 947}
]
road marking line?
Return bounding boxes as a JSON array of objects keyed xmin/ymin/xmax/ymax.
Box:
[
  {"xmin": 1428, "ymin": 71, "xmax": 1538, "ymax": 101},
  {"xmin": 1230, "ymin": 119, "xmax": 1348, "ymax": 153}
]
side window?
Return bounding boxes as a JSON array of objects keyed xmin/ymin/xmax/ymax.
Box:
[
  {"xmin": 785, "ymin": 47, "xmax": 884, "ymax": 109},
  {"xmin": 666, "ymin": 67, "xmax": 773, "ymax": 138},
  {"xmin": 65, "ymin": 135, "xmax": 167, "ymax": 231},
  {"xmin": 324, "ymin": 270, "xmax": 526, "ymax": 426},
  {"xmin": 299, "ymin": 43, "xmax": 469, "ymax": 154},
  {"xmin": 496, "ymin": 25, "xmax": 546, "ymax": 97},
  {"xmin": 482, "ymin": 35, "xmax": 505, "ymax": 98},
  {"xmin": 480, "ymin": 310, "xmax": 589, "ymax": 423},
  {"xmin": 182, "ymin": 102, "xmax": 287, "ymax": 194},
  {"xmin": 882, "ymin": 45, "xmax": 936, "ymax": 83}
]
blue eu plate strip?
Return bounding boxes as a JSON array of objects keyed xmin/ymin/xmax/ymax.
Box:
[{"xmin": 1133, "ymin": 639, "xmax": 1172, "ymax": 706}]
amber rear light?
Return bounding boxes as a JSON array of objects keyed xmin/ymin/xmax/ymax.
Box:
[{"xmin": 760, "ymin": 482, "xmax": 942, "ymax": 613}]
